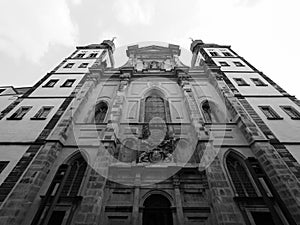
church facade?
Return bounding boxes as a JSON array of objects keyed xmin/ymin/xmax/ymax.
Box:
[{"xmin": 0, "ymin": 39, "xmax": 300, "ymax": 225}]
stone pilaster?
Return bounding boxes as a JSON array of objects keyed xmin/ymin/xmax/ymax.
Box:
[{"xmin": 0, "ymin": 142, "xmax": 62, "ymax": 225}]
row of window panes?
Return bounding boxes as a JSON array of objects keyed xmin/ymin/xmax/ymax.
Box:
[
  {"xmin": 259, "ymin": 105, "xmax": 300, "ymax": 120},
  {"xmin": 210, "ymin": 51, "xmax": 233, "ymax": 57},
  {"xmin": 233, "ymin": 78, "xmax": 267, "ymax": 86},
  {"xmin": 43, "ymin": 79, "xmax": 76, "ymax": 88},
  {"xmin": 74, "ymin": 53, "xmax": 98, "ymax": 58},
  {"xmin": 63, "ymin": 63, "xmax": 89, "ymax": 69},
  {"xmin": 7, "ymin": 106, "xmax": 54, "ymax": 120},
  {"xmin": 219, "ymin": 61, "xmax": 245, "ymax": 67}
]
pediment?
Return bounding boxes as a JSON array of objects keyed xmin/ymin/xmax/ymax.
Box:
[{"xmin": 126, "ymin": 44, "xmax": 181, "ymax": 57}]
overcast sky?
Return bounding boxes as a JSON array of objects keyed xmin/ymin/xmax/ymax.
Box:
[{"xmin": 0, "ymin": 0, "xmax": 299, "ymax": 97}]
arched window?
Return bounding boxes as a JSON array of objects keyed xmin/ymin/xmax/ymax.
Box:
[
  {"xmin": 226, "ymin": 153, "xmax": 257, "ymax": 197},
  {"xmin": 32, "ymin": 154, "xmax": 87, "ymax": 225},
  {"xmin": 145, "ymin": 95, "xmax": 166, "ymax": 122},
  {"xmin": 94, "ymin": 101, "xmax": 108, "ymax": 123},
  {"xmin": 201, "ymin": 100, "xmax": 222, "ymax": 123}
]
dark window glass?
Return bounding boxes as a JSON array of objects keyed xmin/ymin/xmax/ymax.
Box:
[
  {"xmin": 0, "ymin": 89, "xmax": 5, "ymax": 94},
  {"xmin": 31, "ymin": 106, "xmax": 53, "ymax": 120},
  {"xmin": 223, "ymin": 52, "xmax": 233, "ymax": 57},
  {"xmin": 219, "ymin": 61, "xmax": 230, "ymax": 66},
  {"xmin": 259, "ymin": 106, "xmax": 282, "ymax": 120},
  {"xmin": 47, "ymin": 211, "xmax": 66, "ymax": 225},
  {"xmin": 233, "ymin": 61, "xmax": 245, "ymax": 67},
  {"xmin": 63, "ymin": 63, "xmax": 75, "ymax": 68},
  {"xmin": 227, "ymin": 154, "xmax": 258, "ymax": 197},
  {"xmin": 145, "ymin": 95, "xmax": 166, "ymax": 122},
  {"xmin": 280, "ymin": 106, "xmax": 300, "ymax": 119},
  {"xmin": 0, "ymin": 161, "xmax": 9, "ymax": 174},
  {"xmin": 233, "ymin": 78, "xmax": 250, "ymax": 86},
  {"xmin": 89, "ymin": 53, "xmax": 98, "ymax": 58},
  {"xmin": 251, "ymin": 78, "xmax": 267, "ymax": 86},
  {"xmin": 251, "ymin": 211, "xmax": 276, "ymax": 225},
  {"xmin": 8, "ymin": 106, "xmax": 32, "ymax": 120},
  {"xmin": 78, "ymin": 63, "xmax": 89, "ymax": 68},
  {"xmin": 61, "ymin": 79, "xmax": 76, "ymax": 87},
  {"xmin": 95, "ymin": 102, "xmax": 108, "ymax": 123},
  {"xmin": 210, "ymin": 51, "xmax": 220, "ymax": 56},
  {"xmin": 75, "ymin": 53, "xmax": 85, "ymax": 58},
  {"xmin": 43, "ymin": 79, "xmax": 59, "ymax": 88}
]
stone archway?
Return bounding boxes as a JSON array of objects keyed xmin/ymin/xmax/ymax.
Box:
[{"xmin": 142, "ymin": 194, "xmax": 173, "ymax": 225}]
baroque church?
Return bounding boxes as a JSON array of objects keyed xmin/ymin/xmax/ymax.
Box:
[{"xmin": 0, "ymin": 39, "xmax": 300, "ymax": 225}]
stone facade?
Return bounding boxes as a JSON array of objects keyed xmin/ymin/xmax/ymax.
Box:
[{"xmin": 0, "ymin": 39, "xmax": 299, "ymax": 225}]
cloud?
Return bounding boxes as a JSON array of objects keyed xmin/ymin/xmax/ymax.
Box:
[
  {"xmin": 0, "ymin": 0, "xmax": 78, "ymax": 63},
  {"xmin": 113, "ymin": 0, "xmax": 156, "ymax": 25}
]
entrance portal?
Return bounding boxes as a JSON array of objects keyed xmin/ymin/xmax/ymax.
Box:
[{"xmin": 142, "ymin": 194, "xmax": 173, "ymax": 225}]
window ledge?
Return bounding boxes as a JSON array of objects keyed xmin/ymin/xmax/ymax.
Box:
[
  {"xmin": 291, "ymin": 117, "xmax": 300, "ymax": 120},
  {"xmin": 255, "ymin": 84, "xmax": 268, "ymax": 87},
  {"xmin": 30, "ymin": 117, "xmax": 47, "ymax": 120},
  {"xmin": 266, "ymin": 117, "xmax": 284, "ymax": 120},
  {"xmin": 42, "ymin": 86, "xmax": 55, "ymax": 88},
  {"xmin": 60, "ymin": 86, "xmax": 72, "ymax": 88},
  {"xmin": 238, "ymin": 84, "xmax": 250, "ymax": 86},
  {"xmin": 6, "ymin": 117, "xmax": 22, "ymax": 120}
]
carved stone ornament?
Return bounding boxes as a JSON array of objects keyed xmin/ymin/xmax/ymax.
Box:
[{"xmin": 138, "ymin": 134, "xmax": 178, "ymax": 163}]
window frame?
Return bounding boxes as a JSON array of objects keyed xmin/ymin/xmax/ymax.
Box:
[
  {"xmin": 219, "ymin": 61, "xmax": 230, "ymax": 67},
  {"xmin": 233, "ymin": 61, "xmax": 245, "ymax": 67},
  {"xmin": 250, "ymin": 78, "xmax": 268, "ymax": 87},
  {"xmin": 0, "ymin": 161, "xmax": 9, "ymax": 174},
  {"xmin": 31, "ymin": 106, "xmax": 54, "ymax": 120},
  {"xmin": 43, "ymin": 79, "xmax": 59, "ymax": 88},
  {"xmin": 78, "ymin": 63, "xmax": 89, "ymax": 68},
  {"xmin": 280, "ymin": 105, "xmax": 300, "ymax": 120},
  {"xmin": 209, "ymin": 51, "xmax": 220, "ymax": 57},
  {"xmin": 94, "ymin": 101, "xmax": 108, "ymax": 123},
  {"xmin": 7, "ymin": 106, "xmax": 32, "ymax": 120},
  {"xmin": 223, "ymin": 52, "xmax": 233, "ymax": 57},
  {"xmin": 259, "ymin": 106, "xmax": 283, "ymax": 120},
  {"xmin": 88, "ymin": 53, "xmax": 98, "ymax": 58},
  {"xmin": 63, "ymin": 63, "xmax": 75, "ymax": 69},
  {"xmin": 60, "ymin": 79, "xmax": 76, "ymax": 88},
  {"xmin": 75, "ymin": 53, "xmax": 85, "ymax": 58},
  {"xmin": 233, "ymin": 78, "xmax": 250, "ymax": 86}
]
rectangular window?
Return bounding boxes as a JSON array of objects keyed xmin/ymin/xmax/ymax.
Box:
[
  {"xmin": 259, "ymin": 106, "xmax": 282, "ymax": 120},
  {"xmin": 61, "ymin": 79, "xmax": 76, "ymax": 88},
  {"xmin": 78, "ymin": 63, "xmax": 89, "ymax": 68},
  {"xmin": 43, "ymin": 79, "xmax": 59, "ymax": 88},
  {"xmin": 219, "ymin": 61, "xmax": 230, "ymax": 67},
  {"xmin": 31, "ymin": 106, "xmax": 54, "ymax": 120},
  {"xmin": 223, "ymin": 52, "xmax": 233, "ymax": 57},
  {"xmin": 63, "ymin": 63, "xmax": 75, "ymax": 68},
  {"xmin": 210, "ymin": 51, "xmax": 220, "ymax": 57},
  {"xmin": 7, "ymin": 106, "xmax": 32, "ymax": 120},
  {"xmin": 233, "ymin": 61, "xmax": 245, "ymax": 67},
  {"xmin": 233, "ymin": 78, "xmax": 250, "ymax": 86},
  {"xmin": 75, "ymin": 53, "xmax": 85, "ymax": 58},
  {"xmin": 0, "ymin": 161, "xmax": 9, "ymax": 174},
  {"xmin": 280, "ymin": 106, "xmax": 300, "ymax": 119},
  {"xmin": 89, "ymin": 53, "xmax": 98, "ymax": 58},
  {"xmin": 251, "ymin": 78, "xmax": 267, "ymax": 86}
]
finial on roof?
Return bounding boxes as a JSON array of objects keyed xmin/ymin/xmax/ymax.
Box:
[
  {"xmin": 189, "ymin": 37, "xmax": 194, "ymax": 42},
  {"xmin": 111, "ymin": 37, "xmax": 117, "ymax": 42}
]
